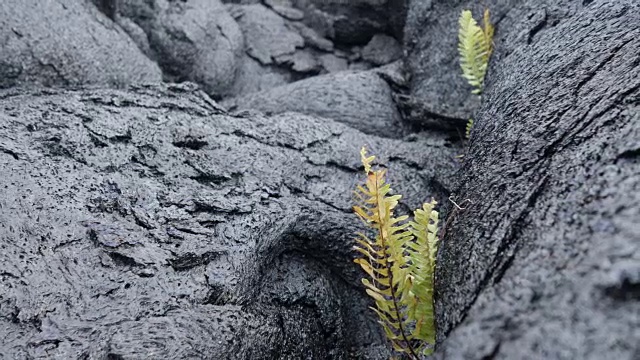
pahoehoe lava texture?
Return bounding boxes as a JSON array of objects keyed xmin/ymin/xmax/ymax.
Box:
[
  {"xmin": 0, "ymin": 0, "xmax": 162, "ymax": 89},
  {"xmin": 0, "ymin": 84, "xmax": 455, "ymax": 359},
  {"xmin": 435, "ymin": 1, "xmax": 640, "ymax": 359},
  {"xmin": 1, "ymin": 0, "xmax": 639, "ymax": 359},
  {"xmin": 223, "ymin": 65, "xmax": 408, "ymax": 138}
]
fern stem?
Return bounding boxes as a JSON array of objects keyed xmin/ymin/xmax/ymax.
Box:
[{"xmin": 373, "ymin": 176, "xmax": 420, "ymax": 360}]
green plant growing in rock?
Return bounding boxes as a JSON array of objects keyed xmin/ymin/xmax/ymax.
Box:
[
  {"xmin": 353, "ymin": 147, "xmax": 440, "ymax": 358},
  {"xmin": 458, "ymin": 9, "xmax": 494, "ymax": 138},
  {"xmin": 351, "ymin": 10, "xmax": 494, "ymax": 357}
]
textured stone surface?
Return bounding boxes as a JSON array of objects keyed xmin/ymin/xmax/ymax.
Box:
[
  {"xmin": 0, "ymin": 84, "xmax": 455, "ymax": 359},
  {"xmin": 435, "ymin": 1, "xmax": 640, "ymax": 359},
  {"xmin": 223, "ymin": 69, "xmax": 408, "ymax": 137},
  {"xmin": 117, "ymin": 0, "xmax": 244, "ymax": 98},
  {"xmin": 217, "ymin": 0, "xmax": 406, "ymax": 98},
  {"xmin": 224, "ymin": 0, "xmax": 406, "ymax": 45},
  {"xmin": 292, "ymin": 0, "xmax": 406, "ymax": 45},
  {"xmin": 230, "ymin": 4, "xmax": 304, "ymax": 66},
  {"xmin": 0, "ymin": 0, "xmax": 161, "ymax": 89},
  {"xmin": 226, "ymin": 56, "xmax": 295, "ymax": 97},
  {"xmin": 289, "ymin": 21, "xmax": 335, "ymax": 52},
  {"xmin": 318, "ymin": 54, "xmax": 349, "ymax": 73},
  {"xmin": 1, "ymin": 0, "xmax": 638, "ymax": 358},
  {"xmin": 361, "ymin": 34, "xmax": 403, "ymax": 66}
]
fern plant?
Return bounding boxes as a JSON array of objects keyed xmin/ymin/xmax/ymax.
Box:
[
  {"xmin": 459, "ymin": 9, "xmax": 494, "ymax": 140},
  {"xmin": 353, "ymin": 147, "xmax": 440, "ymax": 358},
  {"xmin": 458, "ymin": 9, "xmax": 494, "ymax": 94}
]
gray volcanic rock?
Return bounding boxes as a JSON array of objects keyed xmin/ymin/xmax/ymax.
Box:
[
  {"xmin": 219, "ymin": 1, "xmax": 401, "ymax": 98},
  {"xmin": 288, "ymin": 21, "xmax": 335, "ymax": 52},
  {"xmin": 223, "ymin": 0, "xmax": 407, "ymax": 45},
  {"xmin": 229, "ymin": 4, "xmax": 304, "ymax": 66},
  {"xmin": 435, "ymin": 1, "xmax": 640, "ymax": 359},
  {"xmin": 2, "ymin": 0, "xmax": 637, "ymax": 359},
  {"xmin": 223, "ymin": 68, "xmax": 407, "ymax": 137},
  {"xmin": 265, "ymin": 0, "xmax": 305, "ymax": 21},
  {"xmin": 318, "ymin": 54, "xmax": 349, "ymax": 73},
  {"xmin": 226, "ymin": 56, "xmax": 295, "ymax": 97},
  {"xmin": 292, "ymin": 0, "xmax": 406, "ymax": 45},
  {"xmin": 224, "ymin": 4, "xmax": 334, "ymax": 97},
  {"xmin": 0, "ymin": 84, "xmax": 456, "ymax": 359},
  {"xmin": 116, "ymin": 0, "xmax": 244, "ymax": 98},
  {"xmin": 361, "ymin": 34, "xmax": 403, "ymax": 66},
  {"xmin": 0, "ymin": 0, "xmax": 161, "ymax": 89}
]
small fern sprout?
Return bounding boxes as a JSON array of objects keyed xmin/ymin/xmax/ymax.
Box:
[
  {"xmin": 353, "ymin": 147, "xmax": 440, "ymax": 358},
  {"xmin": 465, "ymin": 118, "xmax": 474, "ymax": 139}
]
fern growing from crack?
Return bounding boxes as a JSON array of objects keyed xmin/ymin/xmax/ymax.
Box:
[
  {"xmin": 353, "ymin": 147, "xmax": 440, "ymax": 358},
  {"xmin": 458, "ymin": 9, "xmax": 494, "ymax": 94},
  {"xmin": 459, "ymin": 9, "xmax": 494, "ymax": 140}
]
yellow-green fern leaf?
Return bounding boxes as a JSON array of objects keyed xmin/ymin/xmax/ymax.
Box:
[
  {"xmin": 406, "ymin": 200, "xmax": 440, "ymax": 353},
  {"xmin": 458, "ymin": 9, "xmax": 494, "ymax": 94}
]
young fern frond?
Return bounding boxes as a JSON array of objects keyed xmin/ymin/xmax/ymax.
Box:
[
  {"xmin": 458, "ymin": 9, "xmax": 494, "ymax": 95},
  {"xmin": 465, "ymin": 118, "xmax": 474, "ymax": 139},
  {"xmin": 353, "ymin": 147, "xmax": 440, "ymax": 358}
]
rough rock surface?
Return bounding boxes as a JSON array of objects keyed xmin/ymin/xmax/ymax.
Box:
[
  {"xmin": 226, "ymin": 56, "xmax": 295, "ymax": 98},
  {"xmin": 435, "ymin": 1, "xmax": 640, "ymax": 359},
  {"xmin": 115, "ymin": 0, "xmax": 244, "ymax": 98},
  {"xmin": 224, "ymin": 2, "xmax": 402, "ymax": 98},
  {"xmin": 231, "ymin": 4, "xmax": 304, "ymax": 66},
  {"xmin": 223, "ymin": 0, "xmax": 407, "ymax": 45},
  {"xmin": 0, "ymin": 84, "xmax": 456, "ymax": 359},
  {"xmin": 223, "ymin": 66, "xmax": 407, "ymax": 137},
  {"xmin": 0, "ymin": 0, "xmax": 162, "ymax": 89},
  {"xmin": 291, "ymin": 0, "xmax": 406, "ymax": 45},
  {"xmin": 1, "ymin": 0, "xmax": 638, "ymax": 359},
  {"xmin": 361, "ymin": 34, "xmax": 403, "ymax": 66}
]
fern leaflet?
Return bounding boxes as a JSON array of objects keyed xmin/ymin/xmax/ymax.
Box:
[
  {"xmin": 406, "ymin": 201, "xmax": 439, "ymax": 349},
  {"xmin": 465, "ymin": 118, "xmax": 474, "ymax": 139}
]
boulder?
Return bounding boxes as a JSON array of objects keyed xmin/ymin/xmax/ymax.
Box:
[
  {"xmin": 0, "ymin": 0, "xmax": 161, "ymax": 89},
  {"xmin": 229, "ymin": 4, "xmax": 304, "ymax": 66},
  {"xmin": 361, "ymin": 34, "xmax": 403, "ymax": 66},
  {"xmin": 219, "ymin": 1, "xmax": 399, "ymax": 98},
  {"xmin": 223, "ymin": 68, "xmax": 408, "ymax": 138},
  {"xmin": 318, "ymin": 54, "xmax": 349, "ymax": 73},
  {"xmin": 1, "ymin": 0, "xmax": 637, "ymax": 358},
  {"xmin": 224, "ymin": 3, "xmax": 349, "ymax": 97},
  {"xmin": 0, "ymin": 84, "xmax": 456, "ymax": 359},
  {"xmin": 291, "ymin": 0, "xmax": 406, "ymax": 45},
  {"xmin": 434, "ymin": 1, "xmax": 640, "ymax": 358},
  {"xmin": 226, "ymin": 56, "xmax": 294, "ymax": 97},
  {"xmin": 116, "ymin": 0, "xmax": 244, "ymax": 98},
  {"xmin": 223, "ymin": 0, "xmax": 407, "ymax": 46}
]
